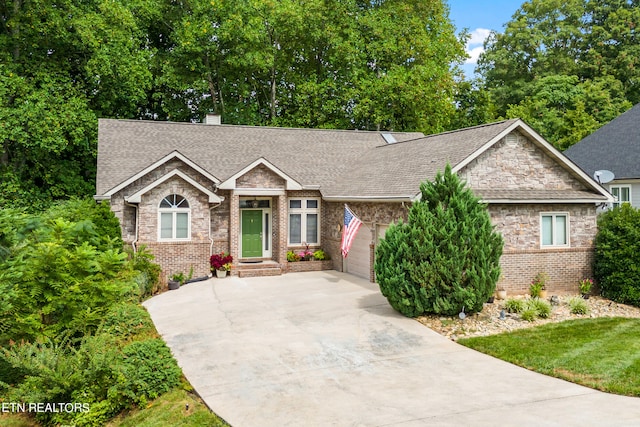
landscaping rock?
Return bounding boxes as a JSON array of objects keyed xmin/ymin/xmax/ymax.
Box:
[{"xmin": 416, "ymin": 295, "xmax": 640, "ymax": 341}]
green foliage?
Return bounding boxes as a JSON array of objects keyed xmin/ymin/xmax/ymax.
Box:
[
  {"xmin": 476, "ymin": 0, "xmax": 637, "ymax": 149},
  {"xmin": 579, "ymin": 278, "xmax": 593, "ymax": 295},
  {"xmin": 287, "ymin": 250, "xmax": 301, "ymax": 262},
  {"xmin": 160, "ymin": 0, "xmax": 466, "ymax": 133},
  {"xmin": 594, "ymin": 204, "xmax": 640, "ymax": 307},
  {"xmin": 504, "ymin": 298, "xmax": 525, "ymax": 314},
  {"xmin": 1, "ymin": 333, "xmax": 120, "ymax": 426},
  {"xmin": 312, "ymin": 249, "xmax": 329, "ymax": 261},
  {"xmin": 45, "ymin": 199, "xmax": 124, "ymax": 249},
  {"xmin": 527, "ymin": 298, "xmax": 552, "ymax": 319},
  {"xmin": 0, "ymin": 0, "xmax": 159, "ymax": 207},
  {"xmin": 529, "ymin": 272, "xmax": 548, "ymax": 298},
  {"xmin": 126, "ymin": 245, "xmax": 162, "ymax": 298},
  {"xmin": 0, "ymin": 202, "xmax": 186, "ymax": 426},
  {"xmin": 520, "ymin": 308, "xmax": 538, "ymax": 322},
  {"xmin": 0, "ymin": 200, "xmax": 149, "ymax": 343},
  {"xmin": 110, "ymin": 339, "xmax": 182, "ymax": 409},
  {"xmin": 568, "ymin": 297, "xmax": 590, "ymax": 315},
  {"xmin": 375, "ymin": 165, "xmax": 503, "ymax": 317},
  {"xmin": 1, "ymin": 304, "xmax": 179, "ymax": 426},
  {"xmin": 98, "ymin": 304, "xmax": 156, "ymax": 344}
]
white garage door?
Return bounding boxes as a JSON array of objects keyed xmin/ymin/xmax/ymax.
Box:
[
  {"xmin": 346, "ymin": 224, "xmax": 390, "ymax": 281},
  {"xmin": 345, "ymin": 224, "xmax": 371, "ymax": 280}
]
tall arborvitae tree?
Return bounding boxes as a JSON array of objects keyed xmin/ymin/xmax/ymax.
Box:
[{"xmin": 375, "ymin": 165, "xmax": 503, "ymax": 317}]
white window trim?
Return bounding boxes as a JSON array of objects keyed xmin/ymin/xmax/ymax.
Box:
[
  {"xmin": 287, "ymin": 197, "xmax": 321, "ymax": 246},
  {"xmin": 158, "ymin": 196, "xmax": 191, "ymax": 241},
  {"xmin": 610, "ymin": 185, "xmax": 632, "ymax": 208},
  {"xmin": 540, "ymin": 212, "xmax": 569, "ymax": 248}
]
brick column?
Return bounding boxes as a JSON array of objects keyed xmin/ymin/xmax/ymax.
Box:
[{"xmin": 278, "ymin": 194, "xmax": 287, "ymax": 266}]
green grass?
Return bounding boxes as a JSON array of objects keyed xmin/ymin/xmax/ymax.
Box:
[
  {"xmin": 459, "ymin": 317, "xmax": 640, "ymax": 396},
  {"xmin": 106, "ymin": 388, "xmax": 230, "ymax": 427},
  {"xmin": 0, "ymin": 388, "xmax": 229, "ymax": 427}
]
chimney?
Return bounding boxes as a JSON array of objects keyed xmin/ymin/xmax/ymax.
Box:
[{"xmin": 204, "ymin": 113, "xmax": 221, "ymax": 125}]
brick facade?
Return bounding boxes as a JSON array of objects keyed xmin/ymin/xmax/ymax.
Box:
[
  {"xmin": 108, "ymin": 129, "xmax": 600, "ymax": 294},
  {"xmin": 322, "ymin": 201, "xmax": 409, "ymax": 277}
]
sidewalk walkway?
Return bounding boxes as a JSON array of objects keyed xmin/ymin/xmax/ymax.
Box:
[{"xmin": 143, "ymin": 271, "xmax": 640, "ymax": 426}]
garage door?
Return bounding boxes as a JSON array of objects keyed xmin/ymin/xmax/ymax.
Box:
[
  {"xmin": 345, "ymin": 224, "xmax": 371, "ymax": 280},
  {"xmin": 346, "ymin": 224, "xmax": 390, "ymax": 281}
]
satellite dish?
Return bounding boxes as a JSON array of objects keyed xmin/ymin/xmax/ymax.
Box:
[{"xmin": 594, "ymin": 170, "xmax": 615, "ymax": 184}]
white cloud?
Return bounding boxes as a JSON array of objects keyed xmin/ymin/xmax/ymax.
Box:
[
  {"xmin": 465, "ymin": 46, "xmax": 485, "ymax": 64},
  {"xmin": 468, "ymin": 28, "xmax": 492, "ymax": 46},
  {"xmin": 464, "ymin": 28, "xmax": 492, "ymax": 65}
]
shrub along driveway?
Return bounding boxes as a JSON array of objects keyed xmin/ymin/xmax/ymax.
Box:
[{"xmin": 144, "ymin": 271, "xmax": 640, "ymax": 426}]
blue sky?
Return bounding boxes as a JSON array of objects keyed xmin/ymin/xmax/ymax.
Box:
[{"xmin": 447, "ymin": 0, "xmax": 524, "ymax": 77}]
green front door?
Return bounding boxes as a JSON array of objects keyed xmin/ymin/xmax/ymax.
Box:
[{"xmin": 242, "ymin": 210, "xmax": 263, "ymax": 258}]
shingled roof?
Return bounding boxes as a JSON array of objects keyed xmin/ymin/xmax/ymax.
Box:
[
  {"xmin": 96, "ymin": 119, "xmax": 422, "ymax": 195},
  {"xmin": 97, "ymin": 117, "xmax": 609, "ymax": 202},
  {"xmin": 564, "ymin": 103, "xmax": 640, "ymax": 180},
  {"xmin": 321, "ymin": 119, "xmax": 519, "ymax": 199}
]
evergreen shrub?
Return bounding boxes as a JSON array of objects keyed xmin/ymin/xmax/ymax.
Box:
[
  {"xmin": 594, "ymin": 204, "xmax": 640, "ymax": 306},
  {"xmin": 375, "ymin": 165, "xmax": 503, "ymax": 317}
]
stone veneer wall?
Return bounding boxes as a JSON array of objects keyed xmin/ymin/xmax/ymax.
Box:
[
  {"xmin": 490, "ymin": 203, "xmax": 597, "ymax": 294},
  {"xmin": 236, "ymin": 164, "xmax": 286, "ymax": 188},
  {"xmin": 322, "ymin": 201, "xmax": 409, "ymax": 279},
  {"xmin": 460, "ymin": 131, "xmax": 587, "ymax": 191}
]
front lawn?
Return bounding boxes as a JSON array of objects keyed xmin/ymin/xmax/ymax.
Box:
[{"xmin": 458, "ymin": 317, "xmax": 640, "ymax": 396}]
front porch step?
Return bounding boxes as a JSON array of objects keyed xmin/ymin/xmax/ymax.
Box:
[
  {"xmin": 236, "ymin": 260, "xmax": 282, "ymax": 278},
  {"xmin": 238, "ymin": 267, "xmax": 282, "ymax": 278}
]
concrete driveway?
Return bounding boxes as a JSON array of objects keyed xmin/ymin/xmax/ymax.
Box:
[{"xmin": 143, "ymin": 271, "xmax": 640, "ymax": 426}]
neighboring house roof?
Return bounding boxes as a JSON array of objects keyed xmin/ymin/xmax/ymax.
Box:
[
  {"xmin": 96, "ymin": 119, "xmax": 422, "ymax": 195},
  {"xmin": 96, "ymin": 118, "xmax": 610, "ymax": 203},
  {"xmin": 564, "ymin": 103, "xmax": 640, "ymax": 180}
]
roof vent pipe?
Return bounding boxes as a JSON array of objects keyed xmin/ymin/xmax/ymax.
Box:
[{"xmin": 204, "ymin": 113, "xmax": 221, "ymax": 125}]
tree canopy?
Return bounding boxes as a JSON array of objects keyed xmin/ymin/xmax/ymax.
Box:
[
  {"xmin": 473, "ymin": 0, "xmax": 637, "ymax": 149},
  {"xmin": 0, "ymin": 0, "xmax": 466, "ymax": 209}
]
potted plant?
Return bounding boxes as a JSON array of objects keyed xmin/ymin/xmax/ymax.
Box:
[
  {"xmin": 579, "ymin": 277, "xmax": 593, "ymax": 299},
  {"xmin": 530, "ymin": 272, "xmax": 548, "ymax": 298},
  {"xmin": 210, "ymin": 252, "xmax": 233, "ymax": 278},
  {"xmin": 168, "ymin": 272, "xmax": 185, "ymax": 290},
  {"xmin": 496, "ymin": 287, "xmax": 507, "ymax": 300}
]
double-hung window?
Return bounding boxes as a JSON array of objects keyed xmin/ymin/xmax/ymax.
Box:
[
  {"xmin": 540, "ymin": 213, "xmax": 568, "ymax": 247},
  {"xmin": 159, "ymin": 194, "xmax": 190, "ymax": 240},
  {"xmin": 288, "ymin": 198, "xmax": 320, "ymax": 245},
  {"xmin": 610, "ymin": 185, "xmax": 631, "ymax": 208}
]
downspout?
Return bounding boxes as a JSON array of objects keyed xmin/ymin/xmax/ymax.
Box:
[
  {"xmin": 209, "ymin": 201, "xmax": 222, "ymax": 260},
  {"xmin": 125, "ymin": 201, "xmax": 139, "ymax": 252}
]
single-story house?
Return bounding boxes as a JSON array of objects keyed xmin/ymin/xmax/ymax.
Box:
[
  {"xmin": 95, "ymin": 115, "xmax": 612, "ymax": 293},
  {"xmin": 564, "ymin": 103, "xmax": 640, "ymax": 209}
]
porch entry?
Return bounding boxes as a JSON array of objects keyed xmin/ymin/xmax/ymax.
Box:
[{"xmin": 239, "ymin": 198, "xmax": 271, "ymax": 258}]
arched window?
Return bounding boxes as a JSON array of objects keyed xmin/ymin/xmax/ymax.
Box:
[{"xmin": 159, "ymin": 194, "xmax": 190, "ymax": 240}]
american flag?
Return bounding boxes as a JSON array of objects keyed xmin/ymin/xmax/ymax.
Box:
[{"xmin": 341, "ymin": 204, "xmax": 363, "ymax": 258}]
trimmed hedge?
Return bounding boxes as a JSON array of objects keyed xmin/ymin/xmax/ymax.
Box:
[{"xmin": 594, "ymin": 204, "xmax": 640, "ymax": 306}]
